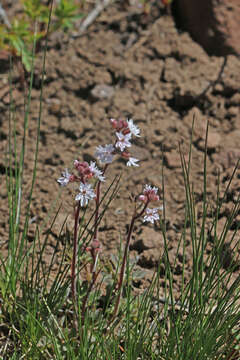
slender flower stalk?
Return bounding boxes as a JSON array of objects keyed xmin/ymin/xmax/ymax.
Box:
[
  {"xmin": 112, "ymin": 200, "xmax": 149, "ymax": 318},
  {"xmin": 113, "ymin": 204, "xmax": 147, "ymax": 318},
  {"xmin": 71, "ymin": 201, "xmax": 81, "ymax": 302},
  {"xmin": 112, "ymin": 184, "xmax": 161, "ymax": 318},
  {"xmin": 57, "ymin": 160, "xmax": 101, "ymax": 303},
  {"xmin": 81, "ymin": 164, "xmax": 108, "ymax": 326},
  {"xmin": 93, "ymin": 164, "xmax": 108, "ymax": 242}
]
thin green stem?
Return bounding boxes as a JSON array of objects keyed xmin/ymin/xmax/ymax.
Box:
[
  {"xmin": 93, "ymin": 164, "xmax": 108, "ymax": 242},
  {"xmin": 71, "ymin": 201, "xmax": 81, "ymax": 302},
  {"xmin": 81, "ymin": 164, "xmax": 109, "ymax": 327},
  {"xmin": 112, "ymin": 201, "xmax": 149, "ymax": 318}
]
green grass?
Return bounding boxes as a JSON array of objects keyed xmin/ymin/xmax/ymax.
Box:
[{"xmin": 1, "ymin": 2, "xmax": 240, "ymax": 359}]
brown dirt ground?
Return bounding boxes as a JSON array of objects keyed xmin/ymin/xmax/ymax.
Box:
[{"xmin": 0, "ymin": 1, "xmax": 240, "ymax": 298}]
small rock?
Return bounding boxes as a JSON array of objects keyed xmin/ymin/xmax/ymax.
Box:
[
  {"xmin": 46, "ymin": 98, "xmax": 61, "ymax": 114},
  {"xmin": 91, "ymin": 84, "xmax": 115, "ymax": 100}
]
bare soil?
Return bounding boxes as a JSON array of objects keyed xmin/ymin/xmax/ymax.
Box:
[{"xmin": 0, "ymin": 1, "xmax": 240, "ymax": 298}]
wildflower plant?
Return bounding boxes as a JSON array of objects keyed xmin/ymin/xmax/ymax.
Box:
[
  {"xmin": 2, "ymin": 4, "xmax": 240, "ymax": 356},
  {"xmin": 57, "ymin": 117, "xmax": 162, "ymax": 324},
  {"xmin": 4, "ymin": 75, "xmax": 240, "ymax": 356}
]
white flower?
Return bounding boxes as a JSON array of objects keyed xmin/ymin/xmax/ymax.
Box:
[
  {"xmin": 75, "ymin": 182, "xmax": 96, "ymax": 207},
  {"xmin": 126, "ymin": 157, "xmax": 140, "ymax": 167},
  {"xmin": 57, "ymin": 169, "xmax": 71, "ymax": 187},
  {"xmin": 95, "ymin": 144, "xmax": 115, "ymax": 164},
  {"xmin": 115, "ymin": 132, "xmax": 132, "ymax": 152},
  {"xmin": 127, "ymin": 118, "xmax": 141, "ymax": 137},
  {"xmin": 143, "ymin": 207, "xmax": 162, "ymax": 224},
  {"xmin": 143, "ymin": 184, "xmax": 158, "ymax": 195},
  {"xmin": 89, "ymin": 161, "xmax": 105, "ymax": 181}
]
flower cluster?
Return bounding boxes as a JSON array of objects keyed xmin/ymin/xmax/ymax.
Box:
[
  {"xmin": 139, "ymin": 184, "xmax": 159, "ymax": 203},
  {"xmin": 57, "ymin": 117, "xmax": 164, "ymax": 312},
  {"xmin": 57, "ymin": 117, "xmax": 141, "ymax": 209},
  {"xmin": 139, "ymin": 184, "xmax": 162, "ymax": 224},
  {"xmin": 95, "ymin": 118, "xmax": 140, "ymax": 167},
  {"xmin": 57, "ymin": 118, "xmax": 162, "ymax": 223},
  {"xmin": 57, "ymin": 160, "xmax": 105, "ymax": 207}
]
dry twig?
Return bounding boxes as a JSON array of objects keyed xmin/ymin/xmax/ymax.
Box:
[
  {"xmin": 0, "ymin": 2, "xmax": 11, "ymax": 28},
  {"xmin": 73, "ymin": 0, "xmax": 113, "ymax": 37}
]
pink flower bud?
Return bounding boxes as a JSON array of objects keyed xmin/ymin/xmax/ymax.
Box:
[
  {"xmin": 83, "ymin": 167, "xmax": 92, "ymax": 177},
  {"xmin": 69, "ymin": 174, "xmax": 76, "ymax": 183},
  {"xmin": 139, "ymin": 195, "xmax": 147, "ymax": 202},
  {"xmin": 121, "ymin": 151, "xmax": 130, "ymax": 159},
  {"xmin": 149, "ymin": 194, "xmax": 159, "ymax": 202},
  {"xmin": 82, "ymin": 162, "xmax": 89, "ymax": 168},
  {"xmin": 122, "ymin": 128, "xmax": 131, "ymax": 135},
  {"xmin": 140, "ymin": 185, "xmax": 160, "ymax": 203},
  {"xmin": 110, "ymin": 118, "xmax": 118, "ymax": 128},
  {"xmin": 89, "ymin": 239, "xmax": 102, "ymax": 257},
  {"xmin": 111, "ymin": 118, "xmax": 129, "ymax": 132},
  {"xmin": 118, "ymin": 119, "xmax": 128, "ymax": 129},
  {"xmin": 74, "ymin": 159, "xmax": 80, "ymax": 168},
  {"xmin": 91, "ymin": 239, "xmax": 101, "ymax": 250}
]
